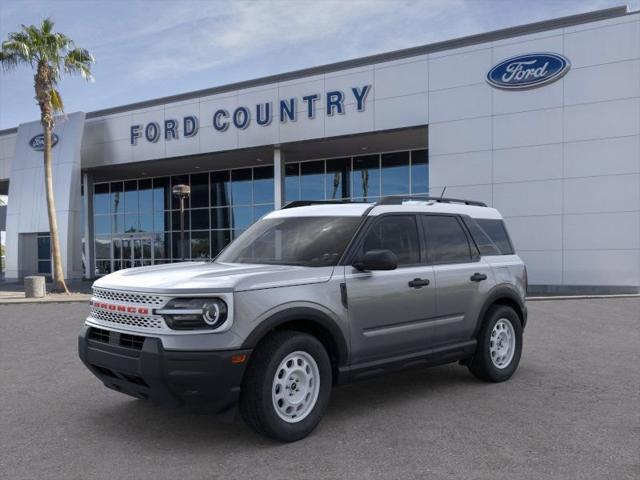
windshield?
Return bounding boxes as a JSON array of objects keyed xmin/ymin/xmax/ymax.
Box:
[{"xmin": 216, "ymin": 216, "xmax": 361, "ymax": 267}]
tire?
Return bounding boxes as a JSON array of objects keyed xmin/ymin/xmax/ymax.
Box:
[
  {"xmin": 239, "ymin": 330, "xmax": 332, "ymax": 442},
  {"xmin": 468, "ymin": 305, "xmax": 523, "ymax": 382}
]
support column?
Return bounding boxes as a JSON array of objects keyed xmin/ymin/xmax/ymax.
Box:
[
  {"xmin": 273, "ymin": 147, "xmax": 286, "ymax": 209},
  {"xmin": 83, "ymin": 172, "xmax": 95, "ymax": 279}
]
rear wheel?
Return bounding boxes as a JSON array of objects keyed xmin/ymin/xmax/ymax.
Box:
[
  {"xmin": 468, "ymin": 305, "xmax": 522, "ymax": 382},
  {"xmin": 239, "ymin": 331, "xmax": 332, "ymax": 442}
]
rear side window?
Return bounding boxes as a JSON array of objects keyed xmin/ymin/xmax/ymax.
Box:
[
  {"xmin": 463, "ymin": 218, "xmax": 501, "ymax": 256},
  {"xmin": 475, "ymin": 219, "xmax": 514, "ymax": 255},
  {"xmin": 361, "ymin": 215, "xmax": 420, "ymax": 265},
  {"xmin": 422, "ymin": 215, "xmax": 473, "ymax": 264}
]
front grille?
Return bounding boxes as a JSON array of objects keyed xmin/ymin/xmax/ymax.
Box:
[
  {"xmin": 120, "ymin": 333, "xmax": 145, "ymax": 350},
  {"xmin": 88, "ymin": 327, "xmax": 110, "ymax": 343},
  {"xmin": 90, "ymin": 307, "xmax": 164, "ymax": 330},
  {"xmin": 92, "ymin": 288, "xmax": 166, "ymax": 307}
]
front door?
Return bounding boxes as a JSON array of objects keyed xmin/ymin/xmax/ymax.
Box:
[
  {"xmin": 345, "ymin": 215, "xmax": 437, "ymax": 364},
  {"xmin": 113, "ymin": 235, "xmax": 153, "ymax": 271}
]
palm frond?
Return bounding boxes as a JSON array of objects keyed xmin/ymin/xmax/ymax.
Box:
[
  {"xmin": 50, "ymin": 88, "xmax": 64, "ymax": 113},
  {"xmin": 64, "ymin": 47, "xmax": 94, "ymax": 81}
]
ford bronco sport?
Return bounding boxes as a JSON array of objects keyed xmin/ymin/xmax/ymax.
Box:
[{"xmin": 79, "ymin": 196, "xmax": 527, "ymax": 442}]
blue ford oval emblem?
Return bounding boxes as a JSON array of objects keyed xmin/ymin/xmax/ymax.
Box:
[
  {"xmin": 29, "ymin": 133, "xmax": 59, "ymax": 151},
  {"xmin": 487, "ymin": 53, "xmax": 570, "ymax": 90}
]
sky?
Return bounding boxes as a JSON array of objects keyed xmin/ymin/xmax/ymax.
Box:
[{"xmin": 0, "ymin": 0, "xmax": 635, "ymax": 130}]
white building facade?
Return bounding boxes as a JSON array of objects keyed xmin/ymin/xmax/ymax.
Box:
[{"xmin": 0, "ymin": 6, "xmax": 638, "ymax": 293}]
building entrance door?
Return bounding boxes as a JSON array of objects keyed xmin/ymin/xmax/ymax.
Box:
[{"xmin": 113, "ymin": 235, "xmax": 153, "ymax": 270}]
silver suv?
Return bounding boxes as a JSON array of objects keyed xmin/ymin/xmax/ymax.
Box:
[{"xmin": 79, "ymin": 196, "xmax": 527, "ymax": 442}]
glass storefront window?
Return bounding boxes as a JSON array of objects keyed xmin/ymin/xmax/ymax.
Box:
[
  {"xmin": 301, "ymin": 161, "xmax": 325, "ymax": 200},
  {"xmin": 285, "ymin": 163, "xmax": 300, "ymax": 202},
  {"xmin": 253, "ymin": 166, "xmax": 274, "ymax": 204},
  {"xmin": 138, "ymin": 179, "xmax": 153, "ymax": 212},
  {"xmin": 94, "ymin": 184, "xmax": 110, "ymax": 214},
  {"xmin": 92, "ymin": 148, "xmax": 428, "ymax": 275},
  {"xmin": 190, "ymin": 173, "xmax": 209, "ymax": 208},
  {"xmin": 153, "ymin": 177, "xmax": 170, "ymax": 211},
  {"xmin": 381, "ymin": 151, "xmax": 410, "ymax": 195},
  {"xmin": 190, "ymin": 231, "xmax": 210, "ymax": 259},
  {"xmin": 232, "ymin": 206, "xmax": 253, "ymax": 229},
  {"xmin": 211, "ymin": 171, "xmax": 231, "ymax": 207},
  {"xmin": 326, "ymin": 158, "xmax": 350, "ymax": 200},
  {"xmin": 411, "ymin": 149, "xmax": 429, "ymax": 194},
  {"xmin": 211, "ymin": 207, "xmax": 232, "ymax": 230},
  {"xmin": 191, "ymin": 208, "xmax": 210, "ymax": 230},
  {"xmin": 231, "ymin": 169, "xmax": 252, "ymax": 205},
  {"xmin": 352, "ymin": 154, "xmax": 380, "ymax": 201}
]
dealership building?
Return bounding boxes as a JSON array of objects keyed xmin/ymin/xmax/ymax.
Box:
[{"xmin": 0, "ymin": 5, "xmax": 639, "ymax": 293}]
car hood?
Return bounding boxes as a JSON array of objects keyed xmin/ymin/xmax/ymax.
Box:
[{"xmin": 92, "ymin": 262, "xmax": 335, "ymax": 294}]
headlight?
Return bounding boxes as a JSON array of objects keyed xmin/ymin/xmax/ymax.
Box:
[{"xmin": 157, "ymin": 298, "xmax": 228, "ymax": 330}]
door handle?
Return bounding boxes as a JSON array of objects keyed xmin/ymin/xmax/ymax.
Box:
[
  {"xmin": 470, "ymin": 272, "xmax": 487, "ymax": 282},
  {"xmin": 408, "ymin": 278, "xmax": 430, "ymax": 288}
]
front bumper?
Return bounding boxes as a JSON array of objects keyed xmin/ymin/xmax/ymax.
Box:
[{"xmin": 78, "ymin": 325, "xmax": 251, "ymax": 413}]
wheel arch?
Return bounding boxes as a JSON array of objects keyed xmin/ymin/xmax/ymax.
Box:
[
  {"xmin": 474, "ymin": 285, "xmax": 527, "ymax": 338},
  {"xmin": 241, "ymin": 307, "xmax": 349, "ymax": 383}
]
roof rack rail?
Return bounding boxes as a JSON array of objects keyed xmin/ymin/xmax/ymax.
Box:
[
  {"xmin": 375, "ymin": 195, "xmax": 487, "ymax": 207},
  {"xmin": 282, "ymin": 200, "xmax": 369, "ymax": 209}
]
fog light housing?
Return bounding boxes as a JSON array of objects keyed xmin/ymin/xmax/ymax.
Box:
[{"xmin": 158, "ymin": 298, "xmax": 228, "ymax": 330}]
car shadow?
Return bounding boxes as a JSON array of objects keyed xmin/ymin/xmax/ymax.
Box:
[{"xmin": 86, "ymin": 363, "xmax": 482, "ymax": 448}]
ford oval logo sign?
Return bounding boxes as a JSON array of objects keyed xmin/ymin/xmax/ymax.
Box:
[
  {"xmin": 29, "ymin": 133, "xmax": 59, "ymax": 151},
  {"xmin": 487, "ymin": 53, "xmax": 570, "ymax": 90}
]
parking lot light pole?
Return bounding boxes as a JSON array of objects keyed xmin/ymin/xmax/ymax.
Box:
[{"xmin": 172, "ymin": 184, "xmax": 191, "ymax": 261}]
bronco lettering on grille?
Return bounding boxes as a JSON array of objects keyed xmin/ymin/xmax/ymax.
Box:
[{"xmin": 89, "ymin": 300, "xmax": 149, "ymax": 315}]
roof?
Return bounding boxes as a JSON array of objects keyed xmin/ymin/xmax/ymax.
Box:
[
  {"xmin": 0, "ymin": 5, "xmax": 631, "ymax": 136},
  {"xmin": 265, "ymin": 200, "xmax": 503, "ymax": 219}
]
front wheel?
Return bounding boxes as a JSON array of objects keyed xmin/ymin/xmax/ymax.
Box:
[
  {"xmin": 239, "ymin": 331, "xmax": 332, "ymax": 442},
  {"xmin": 468, "ymin": 305, "xmax": 523, "ymax": 382}
]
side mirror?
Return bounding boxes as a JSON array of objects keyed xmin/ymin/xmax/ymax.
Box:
[{"xmin": 353, "ymin": 249, "xmax": 398, "ymax": 271}]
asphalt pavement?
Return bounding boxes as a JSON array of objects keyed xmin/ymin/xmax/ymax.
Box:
[{"xmin": 0, "ymin": 298, "xmax": 638, "ymax": 480}]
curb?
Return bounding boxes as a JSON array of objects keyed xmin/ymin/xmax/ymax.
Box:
[{"xmin": 527, "ymin": 294, "xmax": 640, "ymax": 301}]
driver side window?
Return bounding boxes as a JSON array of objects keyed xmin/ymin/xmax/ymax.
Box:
[{"xmin": 360, "ymin": 215, "xmax": 420, "ymax": 266}]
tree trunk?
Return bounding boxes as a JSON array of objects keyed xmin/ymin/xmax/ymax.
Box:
[
  {"xmin": 43, "ymin": 122, "xmax": 69, "ymax": 293},
  {"xmin": 36, "ymin": 63, "xmax": 68, "ymax": 294}
]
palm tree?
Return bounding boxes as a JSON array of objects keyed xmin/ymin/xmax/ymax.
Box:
[{"xmin": 0, "ymin": 18, "xmax": 94, "ymax": 293}]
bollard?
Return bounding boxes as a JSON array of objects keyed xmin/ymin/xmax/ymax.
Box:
[{"xmin": 24, "ymin": 276, "xmax": 46, "ymax": 298}]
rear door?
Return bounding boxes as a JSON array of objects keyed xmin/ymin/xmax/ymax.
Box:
[
  {"xmin": 345, "ymin": 214, "xmax": 437, "ymax": 364},
  {"xmin": 421, "ymin": 214, "xmax": 495, "ymax": 344}
]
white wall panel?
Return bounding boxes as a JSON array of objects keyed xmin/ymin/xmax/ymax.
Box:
[
  {"xmin": 493, "ymin": 108, "xmax": 562, "ymax": 150},
  {"xmin": 429, "ymin": 150, "xmax": 492, "ymax": 187},
  {"xmin": 325, "ymin": 102, "xmax": 374, "ymax": 138},
  {"xmin": 564, "ymin": 60, "xmax": 640, "ymax": 106},
  {"xmin": 493, "ymin": 143, "xmax": 562, "ymax": 183},
  {"xmin": 518, "ymin": 250, "xmax": 563, "ymax": 285},
  {"xmin": 564, "ymin": 212, "xmax": 640, "ymax": 250},
  {"xmin": 374, "ymin": 93, "xmax": 428, "ymax": 131},
  {"xmin": 429, "ymin": 116, "xmax": 491, "ymax": 155},
  {"xmin": 374, "ymin": 60, "xmax": 427, "ymax": 100},
  {"xmin": 505, "ymin": 215, "xmax": 562, "ymax": 251},
  {"xmin": 279, "ymin": 112, "xmax": 325, "ymax": 144},
  {"xmin": 564, "ymin": 98, "xmax": 640, "ymax": 142},
  {"xmin": 564, "ymin": 135, "xmax": 640, "ymax": 178},
  {"xmin": 428, "ymin": 83, "xmax": 491, "ymax": 123},
  {"xmin": 493, "ymin": 179, "xmax": 562, "ymax": 217},
  {"xmin": 492, "ymin": 80, "xmax": 563, "ymax": 115},
  {"xmin": 324, "ymin": 69, "xmax": 374, "ymax": 107},
  {"xmin": 199, "ymin": 124, "xmax": 238, "ymax": 153},
  {"xmin": 564, "ymin": 20, "xmax": 640, "ymax": 68},
  {"xmin": 563, "ymin": 250, "xmax": 640, "ymax": 286},
  {"xmin": 563, "ymin": 174, "xmax": 640, "ymax": 214},
  {"xmin": 428, "ymin": 48, "xmax": 491, "ymax": 90}
]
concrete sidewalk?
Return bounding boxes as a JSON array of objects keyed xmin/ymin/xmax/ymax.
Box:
[{"xmin": 0, "ymin": 280, "xmax": 91, "ymax": 303}]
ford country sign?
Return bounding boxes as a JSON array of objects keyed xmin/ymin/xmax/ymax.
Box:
[
  {"xmin": 487, "ymin": 53, "xmax": 570, "ymax": 90},
  {"xmin": 29, "ymin": 133, "xmax": 59, "ymax": 151}
]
